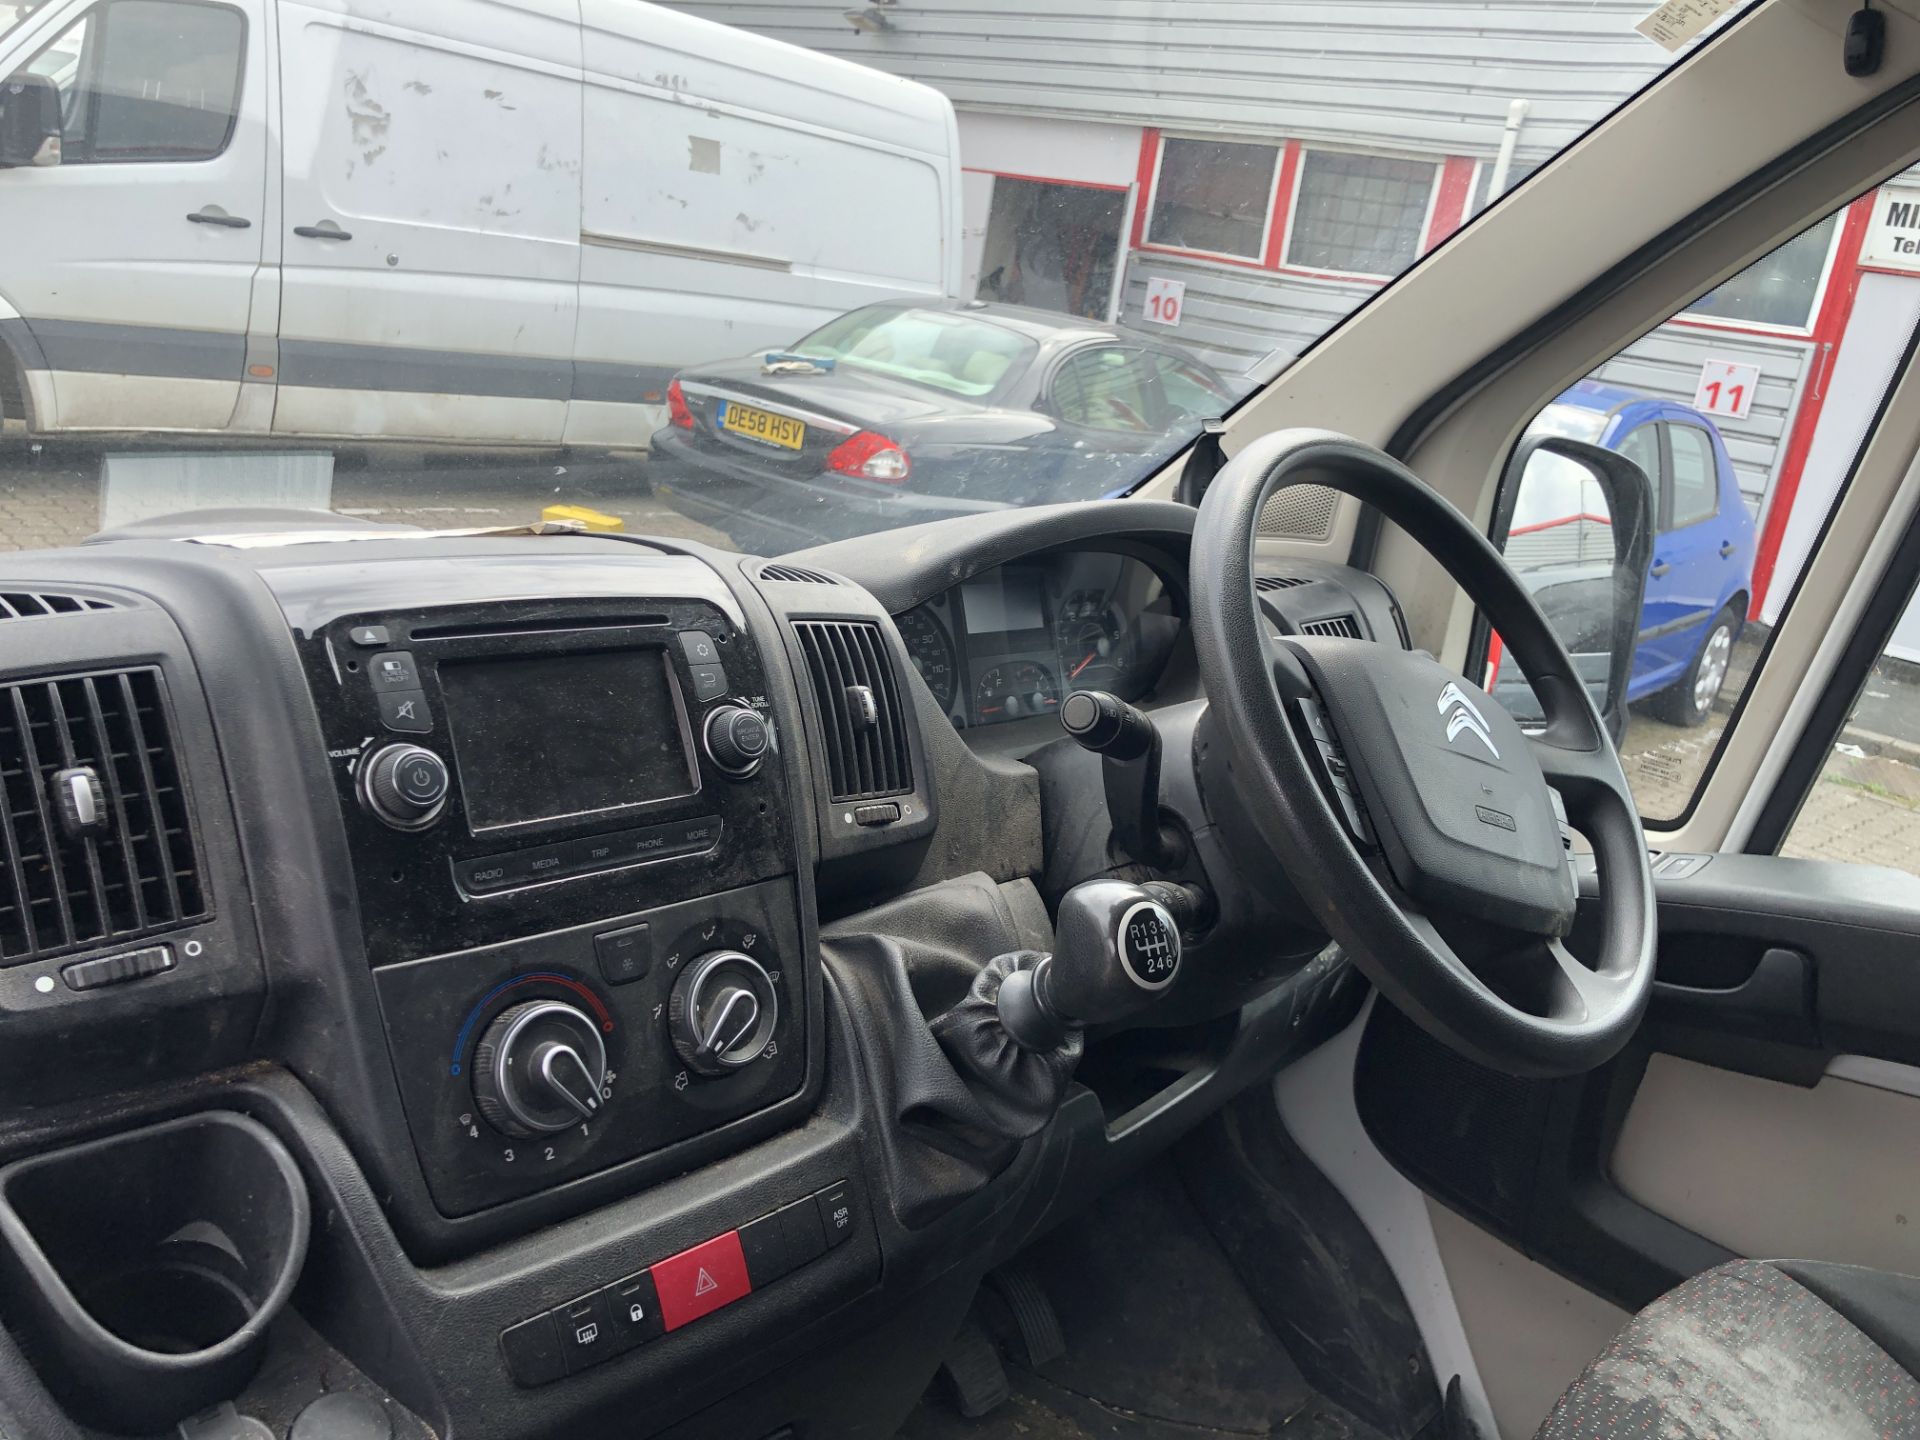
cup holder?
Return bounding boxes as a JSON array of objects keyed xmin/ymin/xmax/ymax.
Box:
[{"xmin": 0, "ymin": 1110, "xmax": 311, "ymax": 1434}]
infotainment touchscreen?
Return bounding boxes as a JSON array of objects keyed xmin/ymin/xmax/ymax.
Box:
[{"xmin": 440, "ymin": 649, "xmax": 697, "ymax": 830}]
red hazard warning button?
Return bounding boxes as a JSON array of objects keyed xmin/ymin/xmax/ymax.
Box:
[{"xmin": 650, "ymin": 1231, "xmax": 751, "ymax": 1331}]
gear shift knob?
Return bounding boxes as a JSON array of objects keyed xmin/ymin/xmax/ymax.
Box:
[{"xmin": 997, "ymin": 879, "xmax": 1183, "ymax": 1049}]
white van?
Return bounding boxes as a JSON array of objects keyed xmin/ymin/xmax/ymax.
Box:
[{"xmin": 0, "ymin": 0, "xmax": 962, "ymax": 446}]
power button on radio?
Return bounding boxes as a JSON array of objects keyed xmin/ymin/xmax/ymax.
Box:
[{"xmin": 360, "ymin": 743, "xmax": 450, "ymax": 830}]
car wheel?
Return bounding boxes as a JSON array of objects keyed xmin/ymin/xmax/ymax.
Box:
[{"xmin": 1654, "ymin": 604, "xmax": 1740, "ymax": 727}]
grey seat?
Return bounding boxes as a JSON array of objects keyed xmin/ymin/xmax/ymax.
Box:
[{"xmin": 1537, "ymin": 1259, "xmax": 1920, "ymax": 1439}]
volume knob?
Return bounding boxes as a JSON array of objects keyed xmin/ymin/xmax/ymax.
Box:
[{"xmin": 360, "ymin": 743, "xmax": 449, "ymax": 830}]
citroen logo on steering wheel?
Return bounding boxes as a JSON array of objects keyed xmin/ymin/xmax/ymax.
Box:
[{"xmin": 1437, "ymin": 681, "xmax": 1499, "ymax": 760}]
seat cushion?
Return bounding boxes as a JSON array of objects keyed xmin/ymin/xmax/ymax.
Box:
[{"xmin": 1536, "ymin": 1259, "xmax": 1920, "ymax": 1439}]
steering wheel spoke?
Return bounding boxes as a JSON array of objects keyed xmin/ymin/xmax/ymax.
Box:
[
  {"xmin": 1527, "ymin": 730, "xmax": 1633, "ymax": 823},
  {"xmin": 1190, "ymin": 428, "xmax": 1656, "ymax": 1077},
  {"xmin": 1544, "ymin": 936, "xmax": 1631, "ymax": 1023}
]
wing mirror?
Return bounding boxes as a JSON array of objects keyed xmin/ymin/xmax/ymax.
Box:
[
  {"xmin": 0, "ymin": 73, "xmax": 62, "ymax": 169},
  {"xmin": 1485, "ymin": 434, "xmax": 1656, "ymax": 743}
]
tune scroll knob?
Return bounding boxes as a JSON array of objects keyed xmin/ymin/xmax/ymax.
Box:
[
  {"xmin": 472, "ymin": 1000, "xmax": 610, "ymax": 1138},
  {"xmin": 668, "ymin": 950, "xmax": 778, "ymax": 1075},
  {"xmin": 359, "ymin": 743, "xmax": 450, "ymax": 830},
  {"xmin": 703, "ymin": 705, "xmax": 769, "ymax": 777}
]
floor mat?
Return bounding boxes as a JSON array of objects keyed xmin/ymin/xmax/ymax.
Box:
[{"xmin": 898, "ymin": 1163, "xmax": 1392, "ymax": 1440}]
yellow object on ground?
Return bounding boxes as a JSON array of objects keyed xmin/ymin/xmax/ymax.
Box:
[{"xmin": 541, "ymin": 504, "xmax": 625, "ymax": 532}]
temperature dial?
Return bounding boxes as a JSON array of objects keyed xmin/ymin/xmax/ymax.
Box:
[
  {"xmin": 668, "ymin": 951, "xmax": 778, "ymax": 1075},
  {"xmin": 471, "ymin": 1000, "xmax": 609, "ymax": 1137}
]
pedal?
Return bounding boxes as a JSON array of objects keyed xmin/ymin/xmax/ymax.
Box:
[
  {"xmin": 937, "ymin": 1322, "xmax": 1010, "ymax": 1419},
  {"xmin": 985, "ymin": 1260, "xmax": 1065, "ymax": 1368}
]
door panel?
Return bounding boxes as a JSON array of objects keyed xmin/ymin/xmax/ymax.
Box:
[
  {"xmin": 0, "ymin": 0, "xmax": 267, "ymax": 432},
  {"xmin": 1356, "ymin": 852, "xmax": 1920, "ymax": 1320},
  {"xmin": 1613, "ymin": 1054, "xmax": 1920, "ymax": 1276},
  {"xmin": 273, "ymin": 0, "xmax": 581, "ymax": 443}
]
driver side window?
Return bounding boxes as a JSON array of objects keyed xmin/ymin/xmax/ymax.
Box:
[
  {"xmin": 12, "ymin": 0, "xmax": 243, "ymax": 163},
  {"xmin": 1488, "ymin": 195, "xmax": 1912, "ymax": 840}
]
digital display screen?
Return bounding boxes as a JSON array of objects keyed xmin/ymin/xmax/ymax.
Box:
[
  {"xmin": 441, "ymin": 650, "xmax": 696, "ymax": 831},
  {"xmin": 960, "ymin": 568, "xmax": 1047, "ymax": 639}
]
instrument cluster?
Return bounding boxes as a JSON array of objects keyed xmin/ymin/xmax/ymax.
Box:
[{"xmin": 894, "ymin": 551, "xmax": 1182, "ymax": 730}]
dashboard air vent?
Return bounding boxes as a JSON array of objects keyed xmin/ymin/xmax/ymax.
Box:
[
  {"xmin": 1300, "ymin": 614, "xmax": 1364, "ymax": 640},
  {"xmin": 0, "ymin": 668, "xmax": 207, "ymax": 963},
  {"xmin": 0, "ymin": 591, "xmax": 120, "ymax": 619},
  {"xmin": 760, "ymin": 564, "xmax": 838, "ymax": 586},
  {"xmin": 1255, "ymin": 575, "xmax": 1311, "ymax": 592},
  {"xmin": 791, "ymin": 620, "xmax": 912, "ymax": 802}
]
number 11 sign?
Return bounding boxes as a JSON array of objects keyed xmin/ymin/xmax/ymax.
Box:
[{"xmin": 1693, "ymin": 359, "xmax": 1760, "ymax": 421}]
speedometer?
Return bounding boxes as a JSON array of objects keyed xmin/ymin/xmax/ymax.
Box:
[{"xmin": 896, "ymin": 607, "xmax": 956, "ymax": 711}]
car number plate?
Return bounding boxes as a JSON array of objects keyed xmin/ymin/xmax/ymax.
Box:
[{"xmin": 719, "ymin": 401, "xmax": 805, "ymax": 450}]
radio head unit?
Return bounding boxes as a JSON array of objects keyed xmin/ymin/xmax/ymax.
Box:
[{"xmin": 292, "ymin": 592, "xmax": 794, "ymax": 967}]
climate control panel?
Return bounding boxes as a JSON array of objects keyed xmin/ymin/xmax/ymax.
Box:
[{"xmin": 373, "ymin": 877, "xmax": 807, "ymax": 1216}]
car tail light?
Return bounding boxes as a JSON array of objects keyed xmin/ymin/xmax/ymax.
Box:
[
  {"xmin": 826, "ymin": 431, "xmax": 911, "ymax": 483},
  {"xmin": 667, "ymin": 378, "xmax": 694, "ymax": 430}
]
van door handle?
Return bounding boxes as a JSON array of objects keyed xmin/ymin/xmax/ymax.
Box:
[
  {"xmin": 293, "ymin": 222, "xmax": 352, "ymax": 241},
  {"xmin": 187, "ymin": 209, "xmax": 250, "ymax": 228},
  {"xmin": 1650, "ymin": 561, "xmax": 1672, "ymax": 578},
  {"xmin": 1719, "ymin": 541, "xmax": 1737, "ymax": 558}
]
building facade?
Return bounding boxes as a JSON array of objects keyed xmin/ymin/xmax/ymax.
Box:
[{"xmin": 671, "ymin": 0, "xmax": 1920, "ymax": 644}]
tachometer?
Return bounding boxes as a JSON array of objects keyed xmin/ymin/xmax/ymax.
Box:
[
  {"xmin": 1056, "ymin": 591, "xmax": 1131, "ymax": 691},
  {"xmin": 896, "ymin": 607, "xmax": 957, "ymax": 711},
  {"xmin": 975, "ymin": 661, "xmax": 1059, "ymax": 724}
]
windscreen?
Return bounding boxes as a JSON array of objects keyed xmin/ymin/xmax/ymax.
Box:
[{"xmin": 0, "ymin": 0, "xmax": 1715, "ymax": 555}]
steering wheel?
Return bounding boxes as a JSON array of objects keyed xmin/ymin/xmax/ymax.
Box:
[{"xmin": 1190, "ymin": 430, "xmax": 1654, "ymax": 1077}]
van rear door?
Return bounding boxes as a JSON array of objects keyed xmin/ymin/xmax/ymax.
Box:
[
  {"xmin": 273, "ymin": 0, "xmax": 582, "ymax": 445},
  {"xmin": 0, "ymin": 0, "xmax": 268, "ymax": 433}
]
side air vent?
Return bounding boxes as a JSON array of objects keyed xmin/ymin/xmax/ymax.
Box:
[
  {"xmin": 0, "ymin": 668, "xmax": 207, "ymax": 963},
  {"xmin": 791, "ymin": 620, "xmax": 912, "ymax": 802},
  {"xmin": 0, "ymin": 591, "xmax": 120, "ymax": 620},
  {"xmin": 1255, "ymin": 575, "xmax": 1312, "ymax": 592},
  {"xmin": 760, "ymin": 564, "xmax": 838, "ymax": 586},
  {"xmin": 1299, "ymin": 614, "xmax": 1364, "ymax": 640}
]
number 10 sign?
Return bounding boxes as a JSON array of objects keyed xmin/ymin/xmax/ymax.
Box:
[
  {"xmin": 1693, "ymin": 359, "xmax": 1760, "ymax": 421},
  {"xmin": 1144, "ymin": 277, "xmax": 1185, "ymax": 328}
]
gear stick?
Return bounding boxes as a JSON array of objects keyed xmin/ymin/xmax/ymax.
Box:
[
  {"xmin": 995, "ymin": 879, "xmax": 1185, "ymax": 1051},
  {"xmin": 923, "ymin": 879, "xmax": 1191, "ymax": 1152}
]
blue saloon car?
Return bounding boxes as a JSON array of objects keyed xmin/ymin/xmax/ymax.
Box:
[{"xmin": 1503, "ymin": 380, "xmax": 1758, "ymax": 727}]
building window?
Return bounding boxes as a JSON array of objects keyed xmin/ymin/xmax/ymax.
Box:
[
  {"xmin": 1470, "ymin": 157, "xmax": 1538, "ymax": 218},
  {"xmin": 1145, "ymin": 136, "xmax": 1280, "ymax": 260},
  {"xmin": 1683, "ymin": 212, "xmax": 1840, "ymax": 331},
  {"xmin": 1285, "ymin": 149, "xmax": 1439, "ymax": 277}
]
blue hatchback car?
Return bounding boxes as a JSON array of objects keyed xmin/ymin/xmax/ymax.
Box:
[{"xmin": 1506, "ymin": 380, "xmax": 1758, "ymax": 727}]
